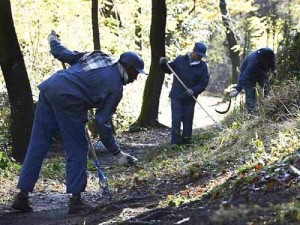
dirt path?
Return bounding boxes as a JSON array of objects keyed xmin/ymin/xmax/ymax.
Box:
[{"xmin": 0, "ymin": 128, "xmax": 173, "ymax": 225}]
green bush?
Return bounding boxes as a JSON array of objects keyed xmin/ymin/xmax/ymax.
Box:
[
  {"xmin": 277, "ymin": 29, "xmax": 300, "ymax": 80},
  {"xmin": 0, "ymin": 92, "xmax": 11, "ymax": 154},
  {"xmin": 0, "ymin": 151, "xmax": 21, "ymax": 178}
]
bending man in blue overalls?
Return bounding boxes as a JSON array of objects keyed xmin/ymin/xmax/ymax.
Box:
[
  {"xmin": 159, "ymin": 42, "xmax": 210, "ymax": 145},
  {"xmin": 229, "ymin": 48, "xmax": 276, "ymax": 113},
  {"xmin": 12, "ymin": 31, "xmax": 147, "ymax": 213}
]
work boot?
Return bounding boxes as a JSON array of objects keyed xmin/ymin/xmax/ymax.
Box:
[
  {"xmin": 68, "ymin": 196, "xmax": 92, "ymax": 214},
  {"xmin": 116, "ymin": 151, "xmax": 138, "ymax": 166},
  {"xmin": 11, "ymin": 192, "xmax": 33, "ymax": 212},
  {"xmin": 181, "ymin": 137, "xmax": 192, "ymax": 146}
]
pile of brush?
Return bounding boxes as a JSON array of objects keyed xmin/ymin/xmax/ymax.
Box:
[{"xmin": 260, "ymin": 80, "xmax": 300, "ymax": 121}]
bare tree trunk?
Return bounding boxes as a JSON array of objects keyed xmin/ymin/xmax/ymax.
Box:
[
  {"xmin": 219, "ymin": 0, "xmax": 240, "ymax": 84},
  {"xmin": 132, "ymin": 0, "xmax": 167, "ymax": 129},
  {"xmin": 92, "ymin": 0, "xmax": 100, "ymax": 50},
  {"xmin": 89, "ymin": 0, "xmax": 100, "ymax": 138},
  {"xmin": 0, "ymin": 0, "xmax": 34, "ymax": 163},
  {"xmin": 90, "ymin": 0, "xmax": 116, "ymax": 136}
]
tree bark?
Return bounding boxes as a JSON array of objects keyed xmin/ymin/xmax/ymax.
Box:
[
  {"xmin": 92, "ymin": 0, "xmax": 100, "ymax": 50},
  {"xmin": 133, "ymin": 0, "xmax": 167, "ymax": 129},
  {"xmin": 0, "ymin": 0, "xmax": 34, "ymax": 163},
  {"xmin": 219, "ymin": 0, "xmax": 240, "ymax": 84}
]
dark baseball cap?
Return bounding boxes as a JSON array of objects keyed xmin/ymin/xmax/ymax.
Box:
[
  {"xmin": 193, "ymin": 42, "xmax": 207, "ymax": 58},
  {"xmin": 119, "ymin": 51, "xmax": 147, "ymax": 75}
]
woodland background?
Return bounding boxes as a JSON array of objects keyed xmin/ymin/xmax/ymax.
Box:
[
  {"xmin": 1, "ymin": 1, "xmax": 300, "ymax": 224},
  {"xmin": 1, "ymin": 0, "xmax": 299, "ymax": 163}
]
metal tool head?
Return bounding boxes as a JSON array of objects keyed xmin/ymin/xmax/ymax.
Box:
[
  {"xmin": 99, "ymin": 179, "xmax": 112, "ymax": 200},
  {"xmin": 214, "ymin": 99, "xmax": 231, "ymax": 114},
  {"xmin": 93, "ymin": 159, "xmax": 112, "ymax": 200}
]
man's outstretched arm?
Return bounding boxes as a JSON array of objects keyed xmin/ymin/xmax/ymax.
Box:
[{"xmin": 48, "ymin": 30, "xmax": 85, "ymax": 66}]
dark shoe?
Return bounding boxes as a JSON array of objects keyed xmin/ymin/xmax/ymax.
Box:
[
  {"xmin": 11, "ymin": 192, "xmax": 33, "ymax": 212},
  {"xmin": 181, "ymin": 137, "xmax": 192, "ymax": 145},
  {"xmin": 68, "ymin": 196, "xmax": 92, "ymax": 214}
]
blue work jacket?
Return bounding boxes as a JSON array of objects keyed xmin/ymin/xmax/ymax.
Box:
[
  {"xmin": 38, "ymin": 40, "xmax": 123, "ymax": 153},
  {"xmin": 167, "ymin": 54, "xmax": 209, "ymax": 100},
  {"xmin": 236, "ymin": 48, "xmax": 275, "ymax": 92}
]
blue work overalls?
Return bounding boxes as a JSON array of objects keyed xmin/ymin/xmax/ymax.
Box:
[
  {"xmin": 17, "ymin": 40, "xmax": 123, "ymax": 194},
  {"xmin": 236, "ymin": 48, "xmax": 275, "ymax": 113},
  {"xmin": 168, "ymin": 54, "xmax": 209, "ymax": 145}
]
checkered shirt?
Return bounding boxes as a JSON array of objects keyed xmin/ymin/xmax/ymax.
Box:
[{"xmin": 79, "ymin": 50, "xmax": 118, "ymax": 71}]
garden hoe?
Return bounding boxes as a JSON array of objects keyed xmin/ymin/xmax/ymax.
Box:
[
  {"xmin": 87, "ymin": 132, "xmax": 112, "ymax": 200},
  {"xmin": 166, "ymin": 63, "xmax": 224, "ymax": 130}
]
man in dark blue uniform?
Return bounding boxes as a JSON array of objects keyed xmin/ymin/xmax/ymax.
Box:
[
  {"xmin": 230, "ymin": 48, "xmax": 276, "ymax": 113},
  {"xmin": 11, "ymin": 31, "xmax": 146, "ymax": 213},
  {"xmin": 159, "ymin": 42, "xmax": 210, "ymax": 145}
]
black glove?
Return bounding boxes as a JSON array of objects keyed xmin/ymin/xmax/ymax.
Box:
[{"xmin": 159, "ymin": 57, "xmax": 168, "ymax": 65}]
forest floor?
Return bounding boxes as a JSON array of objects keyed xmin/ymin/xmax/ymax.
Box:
[{"xmin": 1, "ymin": 96, "xmax": 300, "ymax": 225}]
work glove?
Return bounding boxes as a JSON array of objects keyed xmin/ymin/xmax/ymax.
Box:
[
  {"xmin": 47, "ymin": 30, "xmax": 60, "ymax": 44},
  {"xmin": 185, "ymin": 89, "xmax": 194, "ymax": 96},
  {"xmin": 159, "ymin": 57, "xmax": 168, "ymax": 65},
  {"xmin": 116, "ymin": 151, "xmax": 138, "ymax": 166},
  {"xmin": 229, "ymin": 89, "xmax": 239, "ymax": 98}
]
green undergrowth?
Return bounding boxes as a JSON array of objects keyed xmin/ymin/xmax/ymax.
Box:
[
  {"xmin": 0, "ymin": 151, "xmax": 21, "ymax": 178},
  {"xmin": 205, "ymin": 201, "xmax": 300, "ymax": 225},
  {"xmin": 142, "ymin": 81, "xmax": 300, "ymax": 224},
  {"xmin": 108, "ymin": 117, "xmax": 300, "ymax": 204},
  {"xmin": 1, "ymin": 81, "xmax": 300, "ymax": 225},
  {"xmin": 108, "ymin": 81, "xmax": 300, "ymax": 218}
]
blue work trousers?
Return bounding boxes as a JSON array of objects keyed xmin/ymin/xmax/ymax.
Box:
[
  {"xmin": 244, "ymin": 76, "xmax": 269, "ymax": 114},
  {"xmin": 171, "ymin": 98, "xmax": 195, "ymax": 145},
  {"xmin": 17, "ymin": 91, "xmax": 89, "ymax": 195},
  {"xmin": 245, "ymin": 86, "xmax": 256, "ymax": 114}
]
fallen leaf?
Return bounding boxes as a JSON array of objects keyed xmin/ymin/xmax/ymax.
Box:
[
  {"xmin": 182, "ymin": 189, "xmax": 190, "ymax": 197},
  {"xmin": 254, "ymin": 163, "xmax": 263, "ymax": 171},
  {"xmin": 266, "ymin": 179, "xmax": 279, "ymax": 190}
]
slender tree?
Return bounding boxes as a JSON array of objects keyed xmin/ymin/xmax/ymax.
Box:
[
  {"xmin": 0, "ymin": 0, "xmax": 34, "ymax": 163},
  {"xmin": 86, "ymin": 0, "xmax": 101, "ymax": 138},
  {"xmin": 90, "ymin": 0, "xmax": 116, "ymax": 136},
  {"xmin": 133, "ymin": 0, "xmax": 167, "ymax": 128},
  {"xmin": 219, "ymin": 0, "xmax": 240, "ymax": 84},
  {"xmin": 92, "ymin": 0, "xmax": 101, "ymax": 50}
]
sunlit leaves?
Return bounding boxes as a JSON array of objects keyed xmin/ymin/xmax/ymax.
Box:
[{"xmin": 0, "ymin": 151, "xmax": 21, "ymax": 178}]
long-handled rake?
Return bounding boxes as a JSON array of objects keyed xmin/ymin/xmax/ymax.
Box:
[{"xmin": 166, "ymin": 63, "xmax": 224, "ymax": 130}]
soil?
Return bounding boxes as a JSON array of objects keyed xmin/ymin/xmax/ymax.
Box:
[{"xmin": 1, "ymin": 106, "xmax": 300, "ymax": 224}]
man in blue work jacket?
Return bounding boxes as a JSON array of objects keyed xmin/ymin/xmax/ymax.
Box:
[
  {"xmin": 230, "ymin": 48, "xmax": 276, "ymax": 113},
  {"xmin": 11, "ymin": 31, "xmax": 146, "ymax": 213},
  {"xmin": 159, "ymin": 42, "xmax": 210, "ymax": 145}
]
